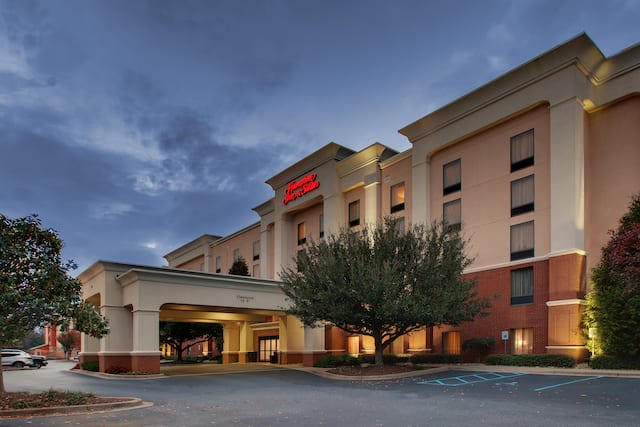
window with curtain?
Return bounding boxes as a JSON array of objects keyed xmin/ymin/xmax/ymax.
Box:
[
  {"xmin": 319, "ymin": 214, "xmax": 324, "ymax": 238},
  {"xmin": 233, "ymin": 248, "xmax": 240, "ymax": 262},
  {"xmin": 390, "ymin": 182, "xmax": 405, "ymax": 213},
  {"xmin": 215, "ymin": 256, "xmax": 221, "ymax": 273},
  {"xmin": 252, "ymin": 240, "xmax": 260, "ymax": 260},
  {"xmin": 297, "ymin": 222, "xmax": 306, "ymax": 245},
  {"xmin": 510, "ymin": 221, "xmax": 534, "ymax": 260},
  {"xmin": 511, "ymin": 328, "xmax": 534, "ymax": 354},
  {"xmin": 511, "ymin": 267, "xmax": 533, "ymax": 305},
  {"xmin": 443, "ymin": 159, "xmax": 461, "ymax": 195},
  {"xmin": 349, "ymin": 200, "xmax": 360, "ymax": 227},
  {"xmin": 511, "ymin": 175, "xmax": 535, "ymax": 216},
  {"xmin": 510, "ymin": 129, "xmax": 534, "ymax": 172},
  {"xmin": 443, "ymin": 331, "xmax": 461, "ymax": 355},
  {"xmin": 252, "ymin": 264, "xmax": 260, "ymax": 278},
  {"xmin": 443, "ymin": 199, "xmax": 462, "ymax": 232}
]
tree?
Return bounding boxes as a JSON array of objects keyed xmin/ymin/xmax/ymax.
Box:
[
  {"xmin": 228, "ymin": 256, "xmax": 250, "ymax": 276},
  {"xmin": 159, "ymin": 322, "xmax": 223, "ymax": 361},
  {"xmin": 21, "ymin": 329, "xmax": 44, "ymax": 349},
  {"xmin": 584, "ymin": 195, "xmax": 640, "ymax": 357},
  {"xmin": 0, "ymin": 214, "xmax": 109, "ymax": 394},
  {"xmin": 280, "ymin": 218, "xmax": 491, "ymax": 366},
  {"xmin": 57, "ymin": 330, "xmax": 80, "ymax": 359}
]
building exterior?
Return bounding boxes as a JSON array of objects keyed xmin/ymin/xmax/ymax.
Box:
[{"xmin": 80, "ymin": 34, "xmax": 640, "ymax": 373}]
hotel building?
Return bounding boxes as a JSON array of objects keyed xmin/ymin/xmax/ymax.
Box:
[{"xmin": 80, "ymin": 34, "xmax": 640, "ymax": 373}]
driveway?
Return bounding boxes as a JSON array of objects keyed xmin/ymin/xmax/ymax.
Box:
[{"xmin": 2, "ymin": 360, "xmax": 639, "ymax": 426}]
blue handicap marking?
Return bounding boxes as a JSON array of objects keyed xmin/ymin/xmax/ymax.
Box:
[{"xmin": 417, "ymin": 372, "xmax": 526, "ymax": 386}]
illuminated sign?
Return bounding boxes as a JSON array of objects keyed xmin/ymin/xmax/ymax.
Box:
[{"xmin": 282, "ymin": 173, "xmax": 320, "ymax": 205}]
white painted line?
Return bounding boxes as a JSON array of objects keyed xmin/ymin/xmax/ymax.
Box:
[{"xmin": 534, "ymin": 376, "xmax": 603, "ymax": 392}]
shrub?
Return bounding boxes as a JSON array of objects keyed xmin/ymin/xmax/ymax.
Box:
[
  {"xmin": 357, "ymin": 354, "xmax": 409, "ymax": 365},
  {"xmin": 409, "ymin": 354, "xmax": 462, "ymax": 364},
  {"xmin": 81, "ymin": 361, "xmax": 99, "ymax": 372},
  {"xmin": 314, "ymin": 354, "xmax": 360, "ymax": 368},
  {"xmin": 589, "ymin": 355, "xmax": 640, "ymax": 370},
  {"xmin": 486, "ymin": 354, "xmax": 576, "ymax": 368}
]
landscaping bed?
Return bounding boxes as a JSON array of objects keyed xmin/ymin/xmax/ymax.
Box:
[
  {"xmin": 327, "ymin": 364, "xmax": 420, "ymax": 376},
  {"xmin": 0, "ymin": 390, "xmax": 130, "ymax": 411}
]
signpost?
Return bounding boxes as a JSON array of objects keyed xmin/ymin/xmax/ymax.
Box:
[{"xmin": 501, "ymin": 330, "xmax": 509, "ymax": 354}]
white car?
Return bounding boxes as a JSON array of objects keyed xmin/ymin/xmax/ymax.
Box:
[{"xmin": 1, "ymin": 349, "xmax": 35, "ymax": 368}]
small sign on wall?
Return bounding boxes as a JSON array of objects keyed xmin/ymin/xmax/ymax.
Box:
[{"xmin": 501, "ymin": 330, "xmax": 509, "ymax": 341}]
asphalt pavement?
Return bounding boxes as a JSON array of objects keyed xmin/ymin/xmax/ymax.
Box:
[{"xmin": 1, "ymin": 360, "xmax": 639, "ymax": 427}]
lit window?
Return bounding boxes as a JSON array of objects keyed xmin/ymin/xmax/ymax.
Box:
[
  {"xmin": 348, "ymin": 200, "xmax": 360, "ymax": 227},
  {"xmin": 233, "ymin": 248, "xmax": 240, "ymax": 262},
  {"xmin": 443, "ymin": 199, "xmax": 461, "ymax": 232},
  {"xmin": 510, "ymin": 129, "xmax": 534, "ymax": 172},
  {"xmin": 511, "ymin": 267, "xmax": 533, "ymax": 305},
  {"xmin": 215, "ymin": 256, "xmax": 221, "ymax": 273},
  {"xmin": 510, "ymin": 221, "xmax": 534, "ymax": 261},
  {"xmin": 443, "ymin": 331, "xmax": 461, "ymax": 355},
  {"xmin": 443, "ymin": 159, "xmax": 461, "ymax": 195},
  {"xmin": 319, "ymin": 214, "xmax": 324, "ymax": 238},
  {"xmin": 297, "ymin": 222, "xmax": 306, "ymax": 245},
  {"xmin": 511, "ymin": 328, "xmax": 533, "ymax": 354},
  {"xmin": 390, "ymin": 182, "xmax": 405, "ymax": 213},
  {"xmin": 511, "ymin": 175, "xmax": 535, "ymax": 216},
  {"xmin": 253, "ymin": 240, "xmax": 260, "ymax": 261}
]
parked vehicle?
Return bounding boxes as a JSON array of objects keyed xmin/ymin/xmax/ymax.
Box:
[
  {"xmin": 30, "ymin": 354, "xmax": 48, "ymax": 368},
  {"xmin": 1, "ymin": 349, "xmax": 35, "ymax": 368}
]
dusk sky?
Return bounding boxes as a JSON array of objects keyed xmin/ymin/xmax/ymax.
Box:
[{"xmin": 1, "ymin": 0, "xmax": 639, "ymax": 273}]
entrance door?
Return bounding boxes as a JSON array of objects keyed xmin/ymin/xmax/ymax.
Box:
[{"xmin": 258, "ymin": 336, "xmax": 279, "ymax": 362}]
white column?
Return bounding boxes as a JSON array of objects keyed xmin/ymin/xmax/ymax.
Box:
[
  {"xmin": 549, "ymin": 98, "xmax": 585, "ymax": 253},
  {"xmin": 412, "ymin": 156, "xmax": 430, "ymax": 225},
  {"xmin": 131, "ymin": 309, "xmax": 160, "ymax": 354},
  {"xmin": 273, "ymin": 216, "xmax": 293, "ymax": 278},
  {"xmin": 364, "ymin": 172, "xmax": 381, "ymax": 225},
  {"xmin": 99, "ymin": 305, "xmax": 132, "ymax": 353},
  {"xmin": 259, "ymin": 222, "xmax": 271, "ymax": 279}
]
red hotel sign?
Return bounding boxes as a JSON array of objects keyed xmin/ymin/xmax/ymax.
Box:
[{"xmin": 282, "ymin": 173, "xmax": 320, "ymax": 205}]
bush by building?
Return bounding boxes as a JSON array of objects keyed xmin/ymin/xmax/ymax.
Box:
[
  {"xmin": 486, "ymin": 354, "xmax": 576, "ymax": 368},
  {"xmin": 589, "ymin": 355, "xmax": 640, "ymax": 370},
  {"xmin": 409, "ymin": 354, "xmax": 462, "ymax": 364}
]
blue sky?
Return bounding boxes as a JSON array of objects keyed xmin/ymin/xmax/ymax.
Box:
[{"xmin": 1, "ymin": 0, "xmax": 639, "ymax": 272}]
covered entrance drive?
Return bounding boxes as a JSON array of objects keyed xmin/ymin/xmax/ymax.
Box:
[{"xmin": 78, "ymin": 261, "xmax": 326, "ymax": 373}]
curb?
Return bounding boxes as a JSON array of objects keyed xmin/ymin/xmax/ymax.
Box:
[
  {"xmin": 288, "ymin": 365, "xmax": 450, "ymax": 381},
  {"xmin": 0, "ymin": 397, "xmax": 151, "ymax": 418},
  {"xmin": 67, "ymin": 369, "xmax": 166, "ymax": 380}
]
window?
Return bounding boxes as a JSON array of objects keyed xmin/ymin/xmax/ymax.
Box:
[
  {"xmin": 510, "ymin": 129, "xmax": 534, "ymax": 172},
  {"xmin": 511, "ymin": 267, "xmax": 533, "ymax": 305},
  {"xmin": 390, "ymin": 182, "xmax": 405, "ymax": 213},
  {"xmin": 394, "ymin": 216, "xmax": 405, "ymax": 233},
  {"xmin": 443, "ymin": 331, "xmax": 461, "ymax": 355},
  {"xmin": 510, "ymin": 221, "xmax": 534, "ymax": 261},
  {"xmin": 348, "ymin": 200, "xmax": 360, "ymax": 227},
  {"xmin": 443, "ymin": 199, "xmax": 461, "ymax": 232},
  {"xmin": 215, "ymin": 256, "xmax": 221, "ymax": 273},
  {"xmin": 253, "ymin": 240, "xmax": 260, "ymax": 261},
  {"xmin": 511, "ymin": 175, "xmax": 535, "ymax": 216},
  {"xmin": 252, "ymin": 264, "xmax": 260, "ymax": 278},
  {"xmin": 233, "ymin": 248, "xmax": 240, "ymax": 262},
  {"xmin": 258, "ymin": 336, "xmax": 279, "ymax": 362},
  {"xmin": 319, "ymin": 214, "xmax": 324, "ymax": 238},
  {"xmin": 443, "ymin": 159, "xmax": 461, "ymax": 195},
  {"xmin": 511, "ymin": 328, "xmax": 533, "ymax": 354},
  {"xmin": 297, "ymin": 222, "xmax": 306, "ymax": 245}
]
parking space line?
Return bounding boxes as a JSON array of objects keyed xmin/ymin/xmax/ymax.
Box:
[
  {"xmin": 416, "ymin": 372, "xmax": 526, "ymax": 386},
  {"xmin": 533, "ymin": 376, "xmax": 603, "ymax": 392}
]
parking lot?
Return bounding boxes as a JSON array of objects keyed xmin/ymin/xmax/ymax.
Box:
[{"xmin": 2, "ymin": 361, "xmax": 639, "ymax": 426}]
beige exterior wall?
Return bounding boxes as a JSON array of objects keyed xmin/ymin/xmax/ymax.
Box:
[
  {"xmin": 428, "ymin": 105, "xmax": 551, "ymax": 268},
  {"xmin": 210, "ymin": 223, "xmax": 261, "ymax": 275},
  {"xmin": 585, "ymin": 95, "xmax": 640, "ymax": 275}
]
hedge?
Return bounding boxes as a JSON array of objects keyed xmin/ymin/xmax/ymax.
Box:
[
  {"xmin": 589, "ymin": 355, "xmax": 640, "ymax": 370},
  {"xmin": 314, "ymin": 354, "xmax": 360, "ymax": 368},
  {"xmin": 358, "ymin": 354, "xmax": 409, "ymax": 365},
  {"xmin": 486, "ymin": 354, "xmax": 576, "ymax": 368},
  {"xmin": 81, "ymin": 361, "xmax": 100, "ymax": 372}
]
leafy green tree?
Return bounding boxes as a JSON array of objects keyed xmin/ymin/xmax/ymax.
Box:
[
  {"xmin": 584, "ymin": 195, "xmax": 640, "ymax": 357},
  {"xmin": 0, "ymin": 214, "xmax": 109, "ymax": 393},
  {"xmin": 229, "ymin": 256, "xmax": 250, "ymax": 276},
  {"xmin": 57, "ymin": 330, "xmax": 80, "ymax": 359},
  {"xmin": 280, "ymin": 218, "xmax": 491, "ymax": 366},
  {"xmin": 21, "ymin": 329, "xmax": 44, "ymax": 349},
  {"xmin": 159, "ymin": 322, "xmax": 223, "ymax": 361}
]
